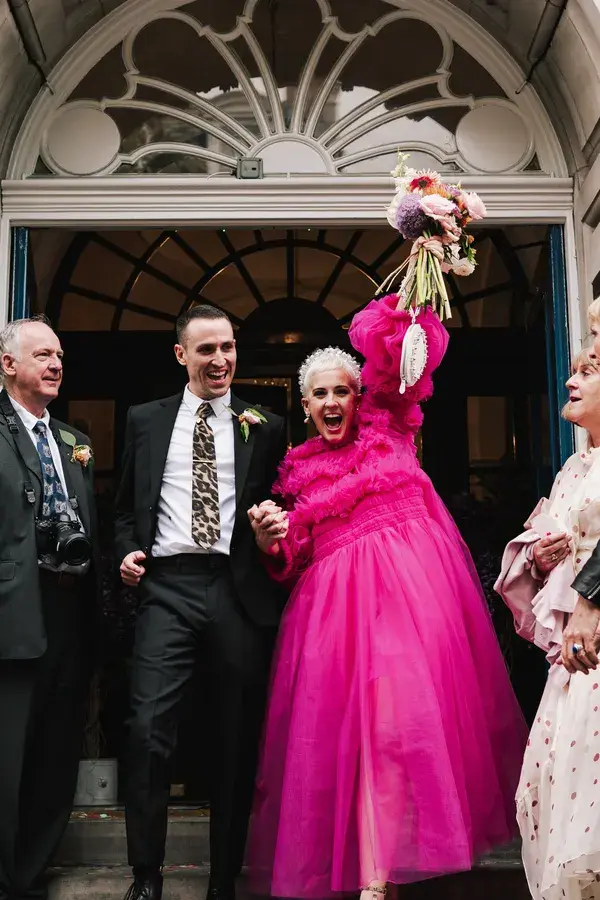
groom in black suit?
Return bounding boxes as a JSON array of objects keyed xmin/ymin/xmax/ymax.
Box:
[{"xmin": 115, "ymin": 306, "xmax": 287, "ymax": 900}]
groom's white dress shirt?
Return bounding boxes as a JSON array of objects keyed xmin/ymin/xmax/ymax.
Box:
[{"xmin": 152, "ymin": 385, "xmax": 236, "ymax": 557}]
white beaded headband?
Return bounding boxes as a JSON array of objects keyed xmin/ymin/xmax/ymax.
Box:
[{"xmin": 298, "ymin": 346, "xmax": 362, "ymax": 396}]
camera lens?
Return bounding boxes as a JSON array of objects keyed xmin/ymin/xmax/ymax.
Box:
[
  {"xmin": 55, "ymin": 515, "xmax": 92, "ymax": 566},
  {"xmin": 60, "ymin": 532, "xmax": 92, "ymax": 566}
]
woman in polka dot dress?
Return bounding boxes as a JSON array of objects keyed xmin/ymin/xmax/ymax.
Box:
[{"xmin": 496, "ymin": 347, "xmax": 600, "ymax": 900}]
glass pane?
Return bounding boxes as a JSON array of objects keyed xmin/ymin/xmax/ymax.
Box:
[
  {"xmin": 328, "ymin": 0, "xmax": 398, "ymax": 31},
  {"xmin": 71, "ymin": 241, "xmax": 133, "ymax": 299},
  {"xmin": 324, "ymin": 268, "xmax": 376, "ymax": 318},
  {"xmin": 450, "ymin": 44, "xmax": 505, "ymax": 99},
  {"xmin": 69, "ymin": 44, "xmax": 128, "ymax": 103},
  {"xmin": 323, "ymin": 83, "xmax": 441, "ymax": 144},
  {"xmin": 233, "ymin": 2, "xmax": 324, "ymax": 92},
  {"xmin": 128, "ymin": 275, "xmax": 186, "ymax": 316},
  {"xmin": 59, "ymin": 294, "xmax": 116, "ymax": 331},
  {"xmin": 180, "ymin": 0, "xmax": 245, "ymax": 32},
  {"xmin": 294, "ymin": 248, "xmax": 341, "ymax": 302},
  {"xmin": 308, "ymin": 18, "xmax": 446, "ymax": 137},
  {"xmin": 181, "ymin": 230, "xmax": 234, "ymax": 267},
  {"xmin": 236, "ymin": 248, "xmax": 285, "ymax": 304},
  {"xmin": 198, "ymin": 264, "xmax": 259, "ymax": 317},
  {"xmin": 142, "ymin": 236, "xmax": 207, "ymax": 287},
  {"xmin": 468, "ymin": 397, "xmax": 510, "ymax": 463},
  {"xmin": 120, "ymin": 309, "xmax": 173, "ymax": 330}
]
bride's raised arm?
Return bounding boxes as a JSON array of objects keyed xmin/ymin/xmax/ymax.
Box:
[{"xmin": 348, "ymin": 292, "xmax": 449, "ymax": 408}]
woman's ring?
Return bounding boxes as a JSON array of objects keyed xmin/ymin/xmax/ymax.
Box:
[
  {"xmin": 573, "ymin": 643, "xmax": 583, "ymax": 654},
  {"xmin": 551, "ymin": 552, "xmax": 558, "ymax": 561}
]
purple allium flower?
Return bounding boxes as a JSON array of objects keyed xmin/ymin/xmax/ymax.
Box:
[{"xmin": 394, "ymin": 193, "xmax": 430, "ymax": 240}]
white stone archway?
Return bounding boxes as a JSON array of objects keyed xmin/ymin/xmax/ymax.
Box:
[
  {"xmin": 0, "ymin": 0, "xmax": 579, "ymax": 349},
  {"xmin": 5, "ymin": 0, "xmax": 567, "ymax": 180}
]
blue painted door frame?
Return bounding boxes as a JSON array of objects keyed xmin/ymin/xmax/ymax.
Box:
[
  {"xmin": 545, "ymin": 224, "xmax": 575, "ymax": 471},
  {"xmin": 9, "ymin": 226, "xmax": 30, "ymax": 321}
]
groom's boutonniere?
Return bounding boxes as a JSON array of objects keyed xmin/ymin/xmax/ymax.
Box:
[
  {"xmin": 229, "ymin": 407, "xmax": 267, "ymax": 442},
  {"xmin": 59, "ymin": 429, "xmax": 94, "ymax": 467}
]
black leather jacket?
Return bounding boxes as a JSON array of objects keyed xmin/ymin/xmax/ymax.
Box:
[{"xmin": 572, "ymin": 541, "xmax": 600, "ymax": 604}]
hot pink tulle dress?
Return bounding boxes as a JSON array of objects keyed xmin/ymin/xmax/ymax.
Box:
[{"xmin": 248, "ymin": 294, "xmax": 528, "ymax": 898}]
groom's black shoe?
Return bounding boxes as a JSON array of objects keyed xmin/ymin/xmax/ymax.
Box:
[
  {"xmin": 206, "ymin": 878, "xmax": 236, "ymax": 900},
  {"xmin": 123, "ymin": 869, "xmax": 163, "ymax": 900}
]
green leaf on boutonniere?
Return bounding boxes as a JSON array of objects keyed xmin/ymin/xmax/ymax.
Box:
[
  {"xmin": 59, "ymin": 429, "xmax": 76, "ymax": 447},
  {"xmin": 246, "ymin": 407, "xmax": 267, "ymax": 423},
  {"xmin": 240, "ymin": 420, "xmax": 250, "ymax": 442}
]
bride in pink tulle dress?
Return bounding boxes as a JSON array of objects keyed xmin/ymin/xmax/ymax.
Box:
[{"xmin": 247, "ymin": 293, "xmax": 527, "ymax": 900}]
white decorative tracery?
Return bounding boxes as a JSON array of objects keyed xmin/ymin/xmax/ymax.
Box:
[{"xmin": 7, "ymin": 0, "xmax": 567, "ymax": 180}]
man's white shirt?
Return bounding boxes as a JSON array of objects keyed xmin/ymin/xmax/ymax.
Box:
[
  {"xmin": 9, "ymin": 395, "xmax": 75, "ymax": 516},
  {"xmin": 152, "ymin": 386, "xmax": 236, "ymax": 557}
]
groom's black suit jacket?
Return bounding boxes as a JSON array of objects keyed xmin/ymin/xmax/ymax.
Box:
[{"xmin": 114, "ymin": 390, "xmax": 287, "ymax": 626}]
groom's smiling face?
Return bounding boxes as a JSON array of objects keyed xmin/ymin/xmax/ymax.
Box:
[{"xmin": 175, "ymin": 317, "xmax": 237, "ymax": 400}]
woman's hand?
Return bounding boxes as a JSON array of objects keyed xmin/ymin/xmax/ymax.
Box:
[
  {"xmin": 561, "ymin": 595, "xmax": 600, "ymax": 674},
  {"xmin": 248, "ymin": 500, "xmax": 289, "ymax": 556},
  {"xmin": 533, "ymin": 533, "xmax": 572, "ymax": 574}
]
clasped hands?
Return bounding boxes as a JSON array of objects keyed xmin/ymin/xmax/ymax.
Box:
[
  {"xmin": 248, "ymin": 500, "xmax": 289, "ymax": 556},
  {"xmin": 532, "ymin": 532, "xmax": 600, "ymax": 674}
]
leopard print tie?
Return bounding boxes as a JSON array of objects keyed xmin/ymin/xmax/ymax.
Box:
[{"xmin": 191, "ymin": 403, "xmax": 221, "ymax": 550}]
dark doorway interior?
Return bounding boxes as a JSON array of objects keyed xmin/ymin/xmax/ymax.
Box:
[{"xmin": 28, "ymin": 225, "xmax": 559, "ymax": 801}]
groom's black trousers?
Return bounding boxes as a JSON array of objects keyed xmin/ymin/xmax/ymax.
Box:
[{"xmin": 125, "ymin": 553, "xmax": 274, "ymax": 880}]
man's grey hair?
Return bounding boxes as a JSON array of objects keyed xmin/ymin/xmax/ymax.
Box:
[{"xmin": 0, "ymin": 314, "xmax": 51, "ymax": 386}]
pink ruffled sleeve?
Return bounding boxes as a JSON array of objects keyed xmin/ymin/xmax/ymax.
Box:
[{"xmin": 349, "ymin": 292, "xmax": 449, "ymax": 403}]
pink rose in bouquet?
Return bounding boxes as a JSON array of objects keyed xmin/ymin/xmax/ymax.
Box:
[{"xmin": 378, "ymin": 152, "xmax": 486, "ymax": 320}]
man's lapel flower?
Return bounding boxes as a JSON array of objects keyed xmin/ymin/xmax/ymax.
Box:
[
  {"xmin": 58, "ymin": 429, "xmax": 93, "ymax": 467},
  {"xmin": 71, "ymin": 444, "xmax": 93, "ymax": 467},
  {"xmin": 229, "ymin": 407, "xmax": 267, "ymax": 442}
]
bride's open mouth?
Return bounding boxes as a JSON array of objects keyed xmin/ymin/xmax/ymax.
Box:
[{"xmin": 323, "ymin": 413, "xmax": 343, "ymax": 432}]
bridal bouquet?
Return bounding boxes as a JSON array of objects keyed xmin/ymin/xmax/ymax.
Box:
[{"xmin": 380, "ymin": 153, "xmax": 487, "ymax": 320}]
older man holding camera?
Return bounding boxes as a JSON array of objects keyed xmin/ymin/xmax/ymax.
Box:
[{"xmin": 0, "ymin": 315, "xmax": 98, "ymax": 900}]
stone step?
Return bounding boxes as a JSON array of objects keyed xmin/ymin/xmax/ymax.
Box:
[
  {"xmin": 55, "ymin": 809, "xmax": 209, "ymax": 866},
  {"xmin": 53, "ymin": 812, "xmax": 530, "ymax": 900},
  {"xmin": 47, "ymin": 863, "xmax": 530, "ymax": 900},
  {"xmin": 48, "ymin": 865, "xmax": 214, "ymax": 900}
]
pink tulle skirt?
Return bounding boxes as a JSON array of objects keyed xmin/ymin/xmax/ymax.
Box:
[{"xmin": 248, "ymin": 487, "xmax": 527, "ymax": 897}]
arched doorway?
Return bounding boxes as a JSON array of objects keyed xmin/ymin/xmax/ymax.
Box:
[
  {"xmin": 24, "ymin": 222, "xmax": 558, "ymax": 795},
  {"xmin": 1, "ymin": 0, "xmax": 575, "ymax": 806}
]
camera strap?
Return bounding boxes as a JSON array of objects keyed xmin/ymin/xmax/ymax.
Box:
[
  {"xmin": 0, "ymin": 397, "xmax": 79, "ymax": 512},
  {"xmin": 0, "ymin": 396, "xmax": 38, "ymax": 506}
]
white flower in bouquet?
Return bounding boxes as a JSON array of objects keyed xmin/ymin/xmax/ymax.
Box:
[{"xmin": 452, "ymin": 258, "xmax": 476, "ymax": 277}]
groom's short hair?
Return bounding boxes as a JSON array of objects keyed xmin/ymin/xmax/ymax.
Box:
[{"xmin": 176, "ymin": 305, "xmax": 231, "ymax": 345}]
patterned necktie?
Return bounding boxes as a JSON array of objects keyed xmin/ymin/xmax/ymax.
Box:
[
  {"xmin": 33, "ymin": 421, "xmax": 69, "ymax": 519},
  {"xmin": 191, "ymin": 403, "xmax": 221, "ymax": 550}
]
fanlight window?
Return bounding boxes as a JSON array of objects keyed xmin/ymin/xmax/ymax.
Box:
[
  {"xmin": 36, "ymin": 0, "xmax": 539, "ymax": 178},
  {"xmin": 34, "ymin": 226, "xmax": 550, "ymax": 335}
]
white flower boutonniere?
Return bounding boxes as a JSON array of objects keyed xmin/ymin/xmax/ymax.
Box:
[{"xmin": 229, "ymin": 407, "xmax": 267, "ymax": 442}]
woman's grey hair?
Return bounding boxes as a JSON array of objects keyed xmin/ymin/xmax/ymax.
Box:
[
  {"xmin": 589, "ymin": 297, "xmax": 600, "ymax": 329},
  {"xmin": 0, "ymin": 315, "xmax": 50, "ymax": 385},
  {"xmin": 298, "ymin": 346, "xmax": 362, "ymax": 397}
]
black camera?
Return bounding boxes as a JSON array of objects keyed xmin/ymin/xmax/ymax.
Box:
[{"xmin": 36, "ymin": 514, "xmax": 92, "ymax": 567}]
